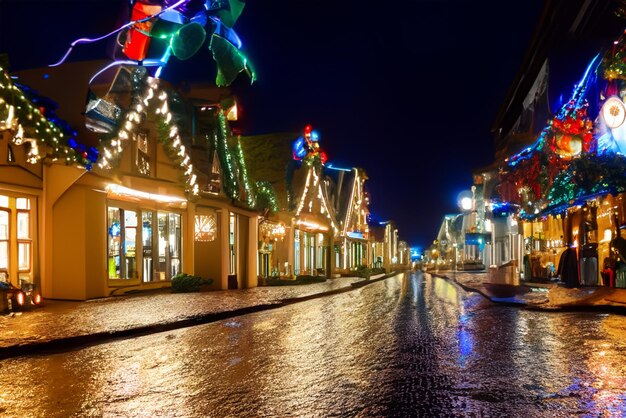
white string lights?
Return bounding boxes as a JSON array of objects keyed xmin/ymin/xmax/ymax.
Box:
[
  {"xmin": 98, "ymin": 77, "xmax": 199, "ymax": 196},
  {"xmin": 295, "ymin": 165, "xmax": 339, "ymax": 235}
]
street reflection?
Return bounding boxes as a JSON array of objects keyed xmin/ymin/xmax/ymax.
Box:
[{"xmin": 1, "ymin": 272, "xmax": 626, "ymax": 416}]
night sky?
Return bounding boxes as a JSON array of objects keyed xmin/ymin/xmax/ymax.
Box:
[{"xmin": 0, "ymin": 0, "xmax": 544, "ymax": 249}]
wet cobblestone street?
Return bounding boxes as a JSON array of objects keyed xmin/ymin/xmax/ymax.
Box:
[{"xmin": 2, "ymin": 272, "xmax": 626, "ymax": 417}]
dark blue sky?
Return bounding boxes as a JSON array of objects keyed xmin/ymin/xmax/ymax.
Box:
[{"xmin": 0, "ymin": 0, "xmax": 544, "ymax": 248}]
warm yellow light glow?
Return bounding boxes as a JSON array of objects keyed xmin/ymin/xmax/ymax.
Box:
[
  {"xmin": 226, "ymin": 103, "xmax": 238, "ymax": 121},
  {"xmin": 296, "ymin": 219, "xmax": 329, "ymax": 232},
  {"xmin": 106, "ymin": 184, "xmax": 186, "ymax": 203}
]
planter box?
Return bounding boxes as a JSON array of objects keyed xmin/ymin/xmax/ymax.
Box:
[{"xmin": 488, "ymin": 264, "xmax": 519, "ymax": 286}]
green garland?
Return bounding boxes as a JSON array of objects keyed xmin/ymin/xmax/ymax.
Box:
[
  {"xmin": 548, "ymin": 153, "xmax": 626, "ymax": 207},
  {"xmin": 254, "ymin": 181, "xmax": 278, "ymax": 213},
  {"xmin": 215, "ymin": 111, "xmax": 240, "ymax": 200},
  {"xmin": 0, "ymin": 65, "xmax": 93, "ymax": 167}
]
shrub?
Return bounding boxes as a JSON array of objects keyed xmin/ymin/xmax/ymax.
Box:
[
  {"xmin": 354, "ymin": 265, "xmax": 371, "ymax": 279},
  {"xmin": 171, "ymin": 273, "xmax": 213, "ymax": 293}
]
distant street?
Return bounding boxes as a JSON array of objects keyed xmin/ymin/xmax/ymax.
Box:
[{"xmin": 1, "ymin": 273, "xmax": 626, "ymax": 417}]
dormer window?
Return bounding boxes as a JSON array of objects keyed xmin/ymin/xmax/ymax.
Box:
[
  {"xmin": 207, "ymin": 150, "xmax": 221, "ymax": 194},
  {"xmin": 135, "ymin": 130, "xmax": 152, "ymax": 176}
]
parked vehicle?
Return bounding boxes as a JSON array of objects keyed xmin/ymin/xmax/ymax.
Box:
[{"xmin": 0, "ymin": 280, "xmax": 43, "ymax": 312}]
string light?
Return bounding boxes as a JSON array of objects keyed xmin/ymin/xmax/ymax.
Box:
[
  {"xmin": 0, "ymin": 65, "xmax": 96, "ymax": 168},
  {"xmin": 98, "ymin": 75, "xmax": 198, "ymax": 196}
]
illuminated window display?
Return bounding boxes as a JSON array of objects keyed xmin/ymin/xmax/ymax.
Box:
[
  {"xmin": 0, "ymin": 209, "xmax": 8, "ymax": 274},
  {"xmin": 108, "ymin": 207, "xmax": 181, "ymax": 281},
  {"xmin": 229, "ymin": 212, "xmax": 236, "ymax": 275},
  {"xmin": 0, "ymin": 195, "xmax": 33, "ymax": 283}
]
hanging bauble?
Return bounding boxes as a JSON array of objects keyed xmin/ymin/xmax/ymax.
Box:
[
  {"xmin": 602, "ymin": 96, "xmax": 626, "ymax": 128},
  {"xmin": 171, "ymin": 22, "xmax": 207, "ymax": 61}
]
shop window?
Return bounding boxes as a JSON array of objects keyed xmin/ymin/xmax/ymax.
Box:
[
  {"xmin": 16, "ymin": 209, "xmax": 30, "ymax": 271},
  {"xmin": 107, "ymin": 208, "xmax": 122, "ymax": 279},
  {"xmin": 195, "ymin": 214, "xmax": 217, "ymax": 242},
  {"xmin": 16, "ymin": 198, "xmax": 29, "ymax": 210},
  {"xmin": 0, "ymin": 195, "xmax": 8, "ymax": 208},
  {"xmin": 0, "ymin": 210, "xmax": 8, "ymax": 271},
  {"xmin": 107, "ymin": 207, "xmax": 140, "ymax": 280},
  {"xmin": 294, "ymin": 230, "xmax": 300, "ymax": 275}
]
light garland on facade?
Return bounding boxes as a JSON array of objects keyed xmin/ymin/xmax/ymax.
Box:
[
  {"xmin": 255, "ymin": 181, "xmax": 278, "ymax": 213},
  {"xmin": 295, "ymin": 165, "xmax": 339, "ymax": 235},
  {"xmin": 98, "ymin": 76, "xmax": 199, "ymax": 195},
  {"xmin": 0, "ymin": 65, "xmax": 96, "ymax": 168},
  {"xmin": 235, "ymin": 137, "xmax": 255, "ymax": 208}
]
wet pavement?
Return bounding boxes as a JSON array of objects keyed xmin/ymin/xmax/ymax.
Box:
[
  {"xmin": 0, "ymin": 276, "xmax": 366, "ymax": 351},
  {"xmin": 2, "ymin": 272, "xmax": 626, "ymax": 417}
]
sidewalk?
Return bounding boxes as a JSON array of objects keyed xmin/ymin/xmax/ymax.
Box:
[
  {"xmin": 0, "ymin": 273, "xmax": 393, "ymax": 359},
  {"xmin": 429, "ymin": 270, "xmax": 626, "ymax": 312}
]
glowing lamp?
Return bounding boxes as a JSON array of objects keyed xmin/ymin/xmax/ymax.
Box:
[
  {"xmin": 320, "ymin": 151, "xmax": 328, "ymax": 165},
  {"xmin": 602, "ymin": 97, "xmax": 626, "ymax": 129},
  {"xmin": 460, "ymin": 197, "xmax": 472, "ymax": 211}
]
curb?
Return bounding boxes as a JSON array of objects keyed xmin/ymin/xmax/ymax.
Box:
[
  {"xmin": 428, "ymin": 272, "xmax": 626, "ymax": 315},
  {"xmin": 0, "ymin": 272, "xmax": 401, "ymax": 360}
]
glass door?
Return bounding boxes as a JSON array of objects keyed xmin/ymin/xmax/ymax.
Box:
[
  {"xmin": 142, "ymin": 211, "xmax": 153, "ymax": 282},
  {"xmin": 169, "ymin": 213, "xmax": 181, "ymax": 278},
  {"xmin": 124, "ymin": 210, "xmax": 137, "ymax": 279},
  {"xmin": 156, "ymin": 211, "xmax": 182, "ymax": 281},
  {"xmin": 229, "ymin": 212, "xmax": 236, "ymax": 275},
  {"xmin": 294, "ymin": 229, "xmax": 300, "ymax": 275},
  {"xmin": 107, "ymin": 207, "xmax": 137, "ymax": 280},
  {"xmin": 107, "ymin": 208, "xmax": 121, "ymax": 279}
]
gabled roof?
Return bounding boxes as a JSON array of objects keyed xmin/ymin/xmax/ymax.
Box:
[{"xmin": 239, "ymin": 131, "xmax": 299, "ymax": 210}]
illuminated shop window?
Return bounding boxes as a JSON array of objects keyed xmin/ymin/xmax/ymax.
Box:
[
  {"xmin": 229, "ymin": 212, "xmax": 236, "ymax": 275},
  {"xmin": 0, "ymin": 210, "xmax": 8, "ymax": 271},
  {"xmin": 17, "ymin": 209, "xmax": 30, "ymax": 271},
  {"xmin": 16, "ymin": 198, "xmax": 30, "ymax": 210},
  {"xmin": 294, "ymin": 230, "xmax": 300, "ymax": 275},
  {"xmin": 107, "ymin": 207, "xmax": 139, "ymax": 280},
  {"xmin": 107, "ymin": 207, "xmax": 122, "ymax": 279},
  {"xmin": 195, "ymin": 214, "xmax": 217, "ymax": 242},
  {"xmin": 0, "ymin": 195, "xmax": 8, "ymax": 208}
]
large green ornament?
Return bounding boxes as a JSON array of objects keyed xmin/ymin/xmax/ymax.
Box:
[
  {"xmin": 210, "ymin": 35, "xmax": 255, "ymax": 87},
  {"xmin": 171, "ymin": 22, "xmax": 207, "ymax": 61}
]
